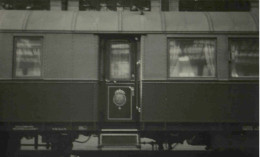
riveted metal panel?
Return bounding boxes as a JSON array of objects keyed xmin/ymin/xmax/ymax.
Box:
[
  {"xmin": 122, "ymin": 12, "xmax": 162, "ymax": 32},
  {"xmin": 165, "ymin": 12, "xmax": 210, "ymax": 32},
  {"xmin": 75, "ymin": 11, "xmax": 119, "ymax": 31},
  {"xmin": 209, "ymin": 12, "xmax": 258, "ymax": 32},
  {"xmin": 0, "ymin": 11, "xmax": 28, "ymax": 30},
  {"xmin": 72, "ymin": 34, "xmax": 98, "ymax": 80},
  {"xmin": 26, "ymin": 11, "xmax": 74, "ymax": 31},
  {"xmin": 0, "ymin": 33, "xmax": 13, "ymax": 79},
  {"xmin": 44, "ymin": 34, "xmax": 73, "ymax": 79},
  {"xmin": 143, "ymin": 34, "xmax": 167, "ymax": 80}
]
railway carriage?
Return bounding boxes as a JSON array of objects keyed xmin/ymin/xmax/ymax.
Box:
[{"xmin": 0, "ymin": 4, "xmax": 258, "ymax": 156}]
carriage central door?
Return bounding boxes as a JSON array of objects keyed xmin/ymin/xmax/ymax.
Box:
[{"xmin": 100, "ymin": 36, "xmax": 140, "ymax": 125}]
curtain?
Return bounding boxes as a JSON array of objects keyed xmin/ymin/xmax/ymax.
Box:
[
  {"xmin": 203, "ymin": 40, "xmax": 215, "ymax": 76},
  {"xmin": 169, "ymin": 41, "xmax": 181, "ymax": 77},
  {"xmin": 110, "ymin": 43, "xmax": 131, "ymax": 79},
  {"xmin": 231, "ymin": 44, "xmax": 239, "ymax": 77},
  {"xmin": 15, "ymin": 38, "xmax": 42, "ymax": 77},
  {"xmin": 169, "ymin": 39, "xmax": 216, "ymax": 77}
]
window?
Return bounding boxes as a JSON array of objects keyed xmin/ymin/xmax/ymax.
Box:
[
  {"xmin": 109, "ymin": 42, "xmax": 131, "ymax": 80},
  {"xmin": 161, "ymin": 0, "xmax": 169, "ymax": 11},
  {"xmin": 168, "ymin": 39, "xmax": 216, "ymax": 78},
  {"xmin": 79, "ymin": 0, "xmax": 150, "ymax": 11},
  {"xmin": 61, "ymin": 0, "xmax": 68, "ymax": 10},
  {"xmin": 130, "ymin": 0, "xmax": 150, "ymax": 11},
  {"xmin": 1, "ymin": 0, "xmax": 50, "ymax": 10},
  {"xmin": 230, "ymin": 38, "xmax": 259, "ymax": 78},
  {"xmin": 14, "ymin": 37, "xmax": 43, "ymax": 78},
  {"xmin": 179, "ymin": 0, "xmax": 250, "ymax": 12},
  {"xmin": 79, "ymin": 0, "xmax": 101, "ymax": 11}
]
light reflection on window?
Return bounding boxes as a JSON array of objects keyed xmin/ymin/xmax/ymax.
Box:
[
  {"xmin": 230, "ymin": 39, "xmax": 259, "ymax": 77},
  {"xmin": 110, "ymin": 42, "xmax": 131, "ymax": 80},
  {"xmin": 14, "ymin": 37, "xmax": 42, "ymax": 78},
  {"xmin": 168, "ymin": 39, "xmax": 216, "ymax": 77},
  {"xmin": 79, "ymin": 0, "xmax": 150, "ymax": 11}
]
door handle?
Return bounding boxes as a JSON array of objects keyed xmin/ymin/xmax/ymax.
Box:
[
  {"xmin": 136, "ymin": 60, "xmax": 141, "ymax": 65},
  {"xmin": 136, "ymin": 106, "xmax": 141, "ymax": 113},
  {"xmin": 105, "ymin": 79, "xmax": 117, "ymax": 83},
  {"xmin": 129, "ymin": 87, "xmax": 134, "ymax": 96}
]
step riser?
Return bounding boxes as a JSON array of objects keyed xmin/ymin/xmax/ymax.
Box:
[{"xmin": 99, "ymin": 130, "xmax": 140, "ymax": 148}]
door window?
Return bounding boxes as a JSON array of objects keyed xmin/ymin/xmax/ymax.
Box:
[{"xmin": 109, "ymin": 42, "xmax": 131, "ymax": 80}]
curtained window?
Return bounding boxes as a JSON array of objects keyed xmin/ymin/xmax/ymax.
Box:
[
  {"xmin": 109, "ymin": 42, "xmax": 131, "ymax": 80},
  {"xmin": 1, "ymin": 0, "xmax": 50, "ymax": 10},
  {"xmin": 230, "ymin": 38, "xmax": 259, "ymax": 77},
  {"xmin": 179, "ymin": 0, "xmax": 250, "ymax": 12},
  {"xmin": 14, "ymin": 37, "xmax": 42, "ymax": 78},
  {"xmin": 168, "ymin": 39, "xmax": 216, "ymax": 77},
  {"xmin": 79, "ymin": 0, "xmax": 150, "ymax": 11}
]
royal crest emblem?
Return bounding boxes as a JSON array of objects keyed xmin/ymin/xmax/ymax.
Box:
[{"xmin": 113, "ymin": 89, "xmax": 127, "ymax": 110}]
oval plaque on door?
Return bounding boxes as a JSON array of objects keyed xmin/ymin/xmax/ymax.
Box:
[{"xmin": 113, "ymin": 89, "xmax": 127, "ymax": 110}]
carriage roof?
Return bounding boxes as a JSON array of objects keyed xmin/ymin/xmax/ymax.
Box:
[{"xmin": 0, "ymin": 10, "xmax": 258, "ymax": 32}]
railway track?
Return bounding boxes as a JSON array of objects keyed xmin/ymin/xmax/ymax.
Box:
[{"xmin": 14, "ymin": 150, "xmax": 258, "ymax": 157}]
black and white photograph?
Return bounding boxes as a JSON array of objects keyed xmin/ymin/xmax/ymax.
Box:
[{"xmin": 0, "ymin": 0, "xmax": 258, "ymax": 157}]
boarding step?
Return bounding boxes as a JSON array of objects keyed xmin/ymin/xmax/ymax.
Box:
[{"xmin": 99, "ymin": 129, "xmax": 140, "ymax": 149}]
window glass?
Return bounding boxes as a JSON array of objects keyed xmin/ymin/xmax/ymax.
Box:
[
  {"xmin": 168, "ymin": 39, "xmax": 216, "ymax": 77},
  {"xmin": 179, "ymin": 0, "xmax": 250, "ymax": 12},
  {"xmin": 79, "ymin": 0, "xmax": 150, "ymax": 11},
  {"xmin": 79, "ymin": 0, "xmax": 101, "ymax": 11},
  {"xmin": 161, "ymin": 0, "xmax": 169, "ymax": 11},
  {"xmin": 1, "ymin": 0, "xmax": 50, "ymax": 10},
  {"xmin": 230, "ymin": 38, "xmax": 259, "ymax": 77},
  {"xmin": 130, "ymin": 0, "xmax": 150, "ymax": 11},
  {"xmin": 109, "ymin": 42, "xmax": 131, "ymax": 80},
  {"xmin": 14, "ymin": 37, "xmax": 42, "ymax": 78}
]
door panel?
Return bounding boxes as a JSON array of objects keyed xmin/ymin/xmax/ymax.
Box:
[
  {"xmin": 108, "ymin": 41, "xmax": 132, "ymax": 80},
  {"xmin": 107, "ymin": 86, "xmax": 134, "ymax": 120},
  {"xmin": 105, "ymin": 40, "xmax": 136, "ymax": 81},
  {"xmin": 100, "ymin": 36, "xmax": 139, "ymax": 123}
]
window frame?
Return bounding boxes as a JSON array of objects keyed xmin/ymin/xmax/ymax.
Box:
[
  {"xmin": 13, "ymin": 36, "xmax": 44, "ymax": 79},
  {"xmin": 179, "ymin": 0, "xmax": 250, "ymax": 12},
  {"xmin": 167, "ymin": 37, "xmax": 218, "ymax": 80},
  {"xmin": 228, "ymin": 37, "xmax": 259, "ymax": 80},
  {"xmin": 106, "ymin": 39, "xmax": 135, "ymax": 81},
  {"xmin": 1, "ymin": 0, "xmax": 50, "ymax": 10}
]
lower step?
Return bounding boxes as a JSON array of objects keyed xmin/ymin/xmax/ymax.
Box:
[{"xmin": 99, "ymin": 130, "xmax": 140, "ymax": 148}]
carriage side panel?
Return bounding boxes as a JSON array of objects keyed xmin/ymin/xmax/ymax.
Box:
[
  {"xmin": 44, "ymin": 34, "xmax": 73, "ymax": 79},
  {"xmin": 0, "ymin": 33, "xmax": 99, "ymax": 123},
  {"xmin": 0, "ymin": 33, "xmax": 13, "ymax": 79},
  {"xmin": 72, "ymin": 34, "xmax": 99, "ymax": 80},
  {"xmin": 143, "ymin": 34, "xmax": 167, "ymax": 80},
  {"xmin": 141, "ymin": 82, "xmax": 258, "ymax": 123},
  {"xmin": 0, "ymin": 82, "xmax": 98, "ymax": 122}
]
